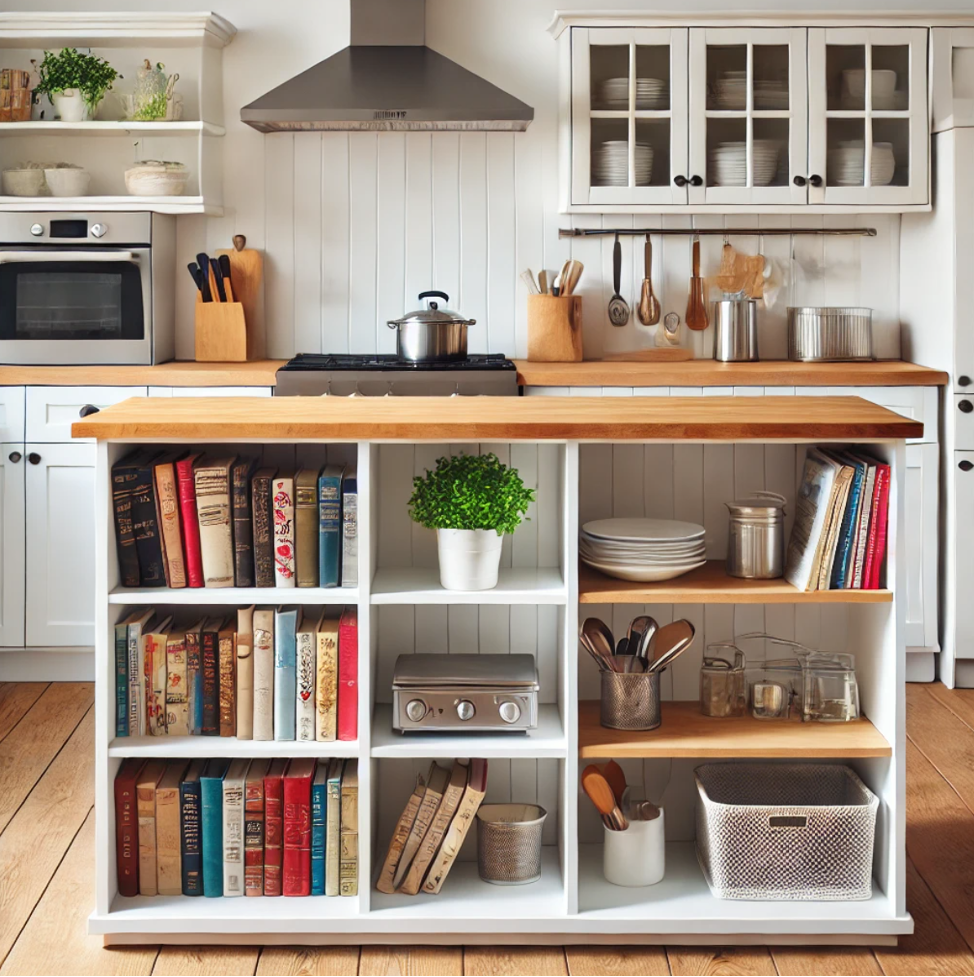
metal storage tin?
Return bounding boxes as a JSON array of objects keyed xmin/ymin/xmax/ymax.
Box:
[
  {"xmin": 787, "ymin": 306, "xmax": 873, "ymax": 362},
  {"xmin": 713, "ymin": 298, "xmax": 759, "ymax": 362},
  {"xmin": 725, "ymin": 491, "xmax": 786, "ymax": 579},
  {"xmin": 476, "ymin": 804, "xmax": 547, "ymax": 885},
  {"xmin": 600, "ymin": 669, "xmax": 661, "ymax": 730}
]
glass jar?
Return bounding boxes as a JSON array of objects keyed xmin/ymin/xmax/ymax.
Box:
[{"xmin": 700, "ymin": 644, "xmax": 747, "ymax": 717}]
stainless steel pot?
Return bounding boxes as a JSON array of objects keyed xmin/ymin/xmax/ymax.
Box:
[
  {"xmin": 387, "ymin": 291, "xmax": 476, "ymax": 362},
  {"xmin": 725, "ymin": 491, "xmax": 787, "ymax": 579},
  {"xmin": 787, "ymin": 307, "xmax": 873, "ymax": 362}
]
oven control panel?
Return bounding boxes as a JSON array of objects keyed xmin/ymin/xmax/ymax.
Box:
[{"xmin": 393, "ymin": 689, "xmax": 538, "ymax": 732}]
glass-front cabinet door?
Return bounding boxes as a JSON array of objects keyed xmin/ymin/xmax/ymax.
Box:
[
  {"xmin": 807, "ymin": 27, "xmax": 928, "ymax": 205},
  {"xmin": 571, "ymin": 28, "xmax": 689, "ymax": 205},
  {"xmin": 687, "ymin": 28, "xmax": 808, "ymax": 206}
]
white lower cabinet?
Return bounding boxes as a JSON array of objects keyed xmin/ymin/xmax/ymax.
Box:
[
  {"xmin": 0, "ymin": 444, "xmax": 25, "ymax": 648},
  {"xmin": 904, "ymin": 443, "xmax": 939, "ymax": 651}
]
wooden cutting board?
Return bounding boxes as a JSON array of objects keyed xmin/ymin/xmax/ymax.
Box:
[{"xmin": 215, "ymin": 234, "xmax": 265, "ymax": 360}]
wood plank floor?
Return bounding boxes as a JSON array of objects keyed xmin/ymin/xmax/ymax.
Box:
[{"xmin": 0, "ymin": 681, "xmax": 973, "ymax": 977}]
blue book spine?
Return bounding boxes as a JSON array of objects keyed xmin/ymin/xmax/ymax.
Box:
[
  {"xmin": 318, "ymin": 471, "xmax": 343, "ymax": 588},
  {"xmin": 831, "ymin": 463, "xmax": 865, "ymax": 589},
  {"xmin": 180, "ymin": 779, "xmax": 203, "ymax": 896},
  {"xmin": 114, "ymin": 623, "xmax": 128, "ymax": 737},
  {"xmin": 311, "ymin": 780, "xmax": 327, "ymax": 895},
  {"xmin": 200, "ymin": 763, "xmax": 229, "ymax": 896},
  {"xmin": 274, "ymin": 608, "xmax": 298, "ymax": 740},
  {"xmin": 187, "ymin": 633, "xmax": 203, "ymax": 735}
]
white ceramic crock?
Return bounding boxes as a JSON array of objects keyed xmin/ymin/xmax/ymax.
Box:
[
  {"xmin": 52, "ymin": 89, "xmax": 88, "ymax": 122},
  {"xmin": 603, "ymin": 807, "xmax": 666, "ymax": 887},
  {"xmin": 436, "ymin": 527, "xmax": 504, "ymax": 591}
]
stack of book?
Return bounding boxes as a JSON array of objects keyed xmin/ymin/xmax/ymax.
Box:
[
  {"xmin": 376, "ymin": 759, "xmax": 488, "ymax": 896},
  {"xmin": 111, "ymin": 451, "xmax": 357, "ymax": 590},
  {"xmin": 784, "ymin": 447, "xmax": 891, "ymax": 592},
  {"xmin": 115, "ymin": 757, "xmax": 358, "ymax": 898},
  {"xmin": 115, "ymin": 605, "xmax": 357, "ymax": 742}
]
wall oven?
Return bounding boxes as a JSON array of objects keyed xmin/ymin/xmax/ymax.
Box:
[{"xmin": 0, "ymin": 212, "xmax": 175, "ymax": 365}]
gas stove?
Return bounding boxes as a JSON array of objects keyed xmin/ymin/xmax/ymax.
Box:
[{"xmin": 274, "ymin": 353, "xmax": 519, "ymax": 397}]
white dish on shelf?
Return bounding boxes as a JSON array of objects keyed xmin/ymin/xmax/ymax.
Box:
[
  {"xmin": 842, "ymin": 68, "xmax": 897, "ymax": 99},
  {"xmin": 582, "ymin": 517, "xmax": 705, "ymax": 543},
  {"xmin": 580, "ymin": 556, "xmax": 707, "ymax": 582}
]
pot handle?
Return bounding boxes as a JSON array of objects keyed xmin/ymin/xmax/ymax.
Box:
[{"xmin": 418, "ymin": 290, "xmax": 449, "ymax": 303}]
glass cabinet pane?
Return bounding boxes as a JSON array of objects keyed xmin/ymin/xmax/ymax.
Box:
[
  {"xmin": 753, "ymin": 45, "xmax": 790, "ymax": 109},
  {"xmin": 707, "ymin": 44, "xmax": 747, "ymax": 110},
  {"xmin": 636, "ymin": 119, "xmax": 670, "ymax": 187},
  {"xmin": 826, "ymin": 44, "xmax": 866, "ymax": 111},
  {"xmin": 590, "ymin": 45, "xmax": 630, "ymax": 109},
  {"xmin": 634, "ymin": 45, "xmax": 671, "ymax": 109},
  {"xmin": 871, "ymin": 45, "xmax": 910, "ymax": 110},
  {"xmin": 591, "ymin": 118, "xmax": 630, "ymax": 186}
]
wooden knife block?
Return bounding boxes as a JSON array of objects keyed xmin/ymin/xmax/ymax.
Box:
[{"xmin": 194, "ymin": 295, "xmax": 248, "ymax": 362}]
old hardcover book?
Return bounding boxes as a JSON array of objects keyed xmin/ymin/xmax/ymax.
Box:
[
  {"xmin": 339, "ymin": 760, "xmax": 358, "ymax": 897},
  {"xmin": 315, "ymin": 611, "xmax": 339, "ymax": 742},
  {"xmin": 195, "ymin": 455, "xmax": 237, "ymax": 588},
  {"xmin": 251, "ymin": 467, "xmax": 277, "ymax": 588},
  {"xmin": 263, "ymin": 758, "xmax": 288, "ymax": 896},
  {"xmin": 393, "ymin": 762, "xmax": 450, "ymax": 890},
  {"xmin": 184, "ymin": 618, "xmax": 205, "ymax": 735},
  {"xmin": 231, "ymin": 457, "xmax": 258, "ymax": 587},
  {"xmin": 848, "ymin": 457, "xmax": 878, "ymax": 589},
  {"xmin": 295, "ymin": 613, "xmax": 316, "ymax": 742},
  {"xmin": 784, "ymin": 448, "xmax": 841, "ymax": 592},
  {"xmin": 318, "ymin": 465, "xmax": 344, "ymax": 588},
  {"xmin": 156, "ymin": 759, "xmax": 189, "ymax": 896},
  {"xmin": 175, "ymin": 453, "xmax": 205, "ymax": 588},
  {"xmin": 154, "ymin": 452, "xmax": 188, "ymax": 589},
  {"xmin": 201, "ymin": 616, "xmax": 225, "ymax": 736},
  {"xmin": 136, "ymin": 758, "xmax": 167, "ymax": 896},
  {"xmin": 341, "ymin": 469, "xmax": 358, "ymax": 587},
  {"xmin": 114, "ymin": 757, "xmax": 146, "ymax": 897},
  {"xmin": 218, "ymin": 620, "xmax": 237, "ymax": 737},
  {"xmin": 274, "ymin": 606, "xmax": 299, "ymax": 741},
  {"xmin": 180, "ymin": 759, "xmax": 205, "ymax": 896},
  {"xmin": 200, "ymin": 758, "xmax": 230, "ymax": 897},
  {"xmin": 253, "ymin": 608, "xmax": 275, "ymax": 742},
  {"xmin": 816, "ymin": 454, "xmax": 855, "ymax": 591},
  {"xmin": 244, "ymin": 758, "xmax": 270, "ymax": 896},
  {"xmin": 375, "ymin": 773, "xmax": 426, "ymax": 894},
  {"xmin": 325, "ymin": 758, "xmax": 345, "ymax": 896},
  {"xmin": 236, "ymin": 605, "xmax": 255, "ymax": 740},
  {"xmin": 126, "ymin": 608, "xmax": 155, "ymax": 737},
  {"xmin": 130, "ymin": 451, "xmax": 166, "ymax": 587},
  {"xmin": 165, "ymin": 628, "xmax": 189, "ymax": 736},
  {"xmin": 864, "ymin": 464, "xmax": 891, "ymax": 589},
  {"xmin": 272, "ymin": 472, "xmax": 296, "ymax": 587},
  {"xmin": 223, "ymin": 758, "xmax": 250, "ymax": 897},
  {"xmin": 400, "ymin": 759, "xmax": 467, "ymax": 895},
  {"xmin": 115, "ymin": 611, "xmax": 139, "ymax": 737},
  {"xmin": 294, "ymin": 467, "xmax": 320, "ymax": 588},
  {"xmin": 338, "ymin": 608, "xmax": 358, "ymax": 741},
  {"xmin": 310, "ymin": 763, "xmax": 328, "ymax": 895},
  {"xmin": 283, "ymin": 757, "xmax": 316, "ymax": 897},
  {"xmin": 111, "ymin": 450, "xmax": 151, "ymax": 587},
  {"xmin": 144, "ymin": 615, "xmax": 173, "ymax": 737}
]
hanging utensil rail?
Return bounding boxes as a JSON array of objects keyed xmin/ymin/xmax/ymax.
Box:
[{"xmin": 559, "ymin": 227, "xmax": 877, "ymax": 238}]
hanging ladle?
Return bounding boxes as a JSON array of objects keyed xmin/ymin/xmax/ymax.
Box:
[{"xmin": 608, "ymin": 232, "xmax": 631, "ymax": 326}]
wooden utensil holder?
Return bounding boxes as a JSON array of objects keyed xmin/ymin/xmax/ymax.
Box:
[
  {"xmin": 194, "ymin": 294, "xmax": 248, "ymax": 362},
  {"xmin": 527, "ymin": 294, "xmax": 583, "ymax": 362}
]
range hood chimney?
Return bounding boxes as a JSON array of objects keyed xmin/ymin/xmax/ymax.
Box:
[{"xmin": 241, "ymin": 0, "xmax": 533, "ymax": 132}]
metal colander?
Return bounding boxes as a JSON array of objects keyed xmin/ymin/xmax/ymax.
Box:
[
  {"xmin": 600, "ymin": 670, "xmax": 661, "ymax": 730},
  {"xmin": 476, "ymin": 804, "xmax": 547, "ymax": 885}
]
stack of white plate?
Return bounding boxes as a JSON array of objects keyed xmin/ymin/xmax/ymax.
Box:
[
  {"xmin": 592, "ymin": 140, "xmax": 654, "ymax": 187},
  {"xmin": 580, "ymin": 518, "xmax": 707, "ymax": 582},
  {"xmin": 597, "ymin": 76, "xmax": 669, "ymax": 110},
  {"xmin": 826, "ymin": 140, "xmax": 896, "ymax": 186},
  {"xmin": 711, "ymin": 71, "xmax": 788, "ymax": 110},
  {"xmin": 707, "ymin": 140, "xmax": 780, "ymax": 187}
]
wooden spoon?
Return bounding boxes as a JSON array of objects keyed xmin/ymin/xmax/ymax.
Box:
[
  {"xmin": 603, "ymin": 760, "xmax": 628, "ymax": 806},
  {"xmin": 685, "ymin": 238, "xmax": 709, "ymax": 331},
  {"xmin": 582, "ymin": 765, "xmax": 628, "ymax": 830}
]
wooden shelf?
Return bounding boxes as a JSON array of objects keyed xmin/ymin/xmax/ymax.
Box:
[
  {"xmin": 578, "ymin": 700, "xmax": 891, "ymax": 758},
  {"xmin": 578, "ymin": 561, "xmax": 893, "ymax": 604},
  {"xmin": 0, "ymin": 359, "xmax": 285, "ymax": 387}
]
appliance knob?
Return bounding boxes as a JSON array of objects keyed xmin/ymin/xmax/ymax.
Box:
[
  {"xmin": 405, "ymin": 698, "xmax": 428, "ymax": 723},
  {"xmin": 29, "ymin": 223, "xmax": 44, "ymax": 237},
  {"xmin": 961, "ymin": 400, "xmax": 974, "ymax": 414},
  {"xmin": 90, "ymin": 223, "xmax": 108, "ymax": 238},
  {"xmin": 456, "ymin": 699, "xmax": 476, "ymax": 722},
  {"xmin": 498, "ymin": 700, "xmax": 521, "ymax": 724}
]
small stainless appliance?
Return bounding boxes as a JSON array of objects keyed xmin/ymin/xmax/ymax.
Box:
[
  {"xmin": 392, "ymin": 653, "xmax": 539, "ymax": 732},
  {"xmin": 0, "ymin": 212, "xmax": 174, "ymax": 365}
]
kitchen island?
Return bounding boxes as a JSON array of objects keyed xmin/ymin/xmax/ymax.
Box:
[{"xmin": 76, "ymin": 395, "xmax": 914, "ymax": 945}]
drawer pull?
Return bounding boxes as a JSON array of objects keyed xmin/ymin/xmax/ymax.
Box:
[
  {"xmin": 7, "ymin": 451, "xmax": 21, "ymax": 463},
  {"xmin": 959, "ymin": 376, "xmax": 972, "ymax": 387},
  {"xmin": 78, "ymin": 404, "xmax": 100, "ymax": 418},
  {"xmin": 960, "ymin": 460, "xmax": 974, "ymax": 472},
  {"xmin": 27, "ymin": 452, "xmax": 40, "ymax": 465}
]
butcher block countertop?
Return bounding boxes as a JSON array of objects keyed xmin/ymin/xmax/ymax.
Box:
[
  {"xmin": 514, "ymin": 359, "xmax": 949, "ymax": 387},
  {"xmin": 0, "ymin": 360, "xmax": 285, "ymax": 387},
  {"xmin": 72, "ymin": 394, "xmax": 923, "ymax": 442}
]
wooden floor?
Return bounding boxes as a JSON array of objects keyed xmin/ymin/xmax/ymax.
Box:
[{"xmin": 0, "ymin": 682, "xmax": 973, "ymax": 976}]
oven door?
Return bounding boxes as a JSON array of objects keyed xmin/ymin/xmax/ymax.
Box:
[{"xmin": 0, "ymin": 248, "xmax": 152, "ymax": 364}]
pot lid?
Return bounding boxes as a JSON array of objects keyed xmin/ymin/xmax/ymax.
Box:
[
  {"xmin": 389, "ymin": 291, "xmax": 476, "ymax": 327},
  {"xmin": 725, "ymin": 490, "xmax": 787, "ymax": 515}
]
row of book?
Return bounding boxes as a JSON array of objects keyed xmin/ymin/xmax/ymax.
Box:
[
  {"xmin": 115, "ymin": 757, "xmax": 357, "ymax": 898},
  {"xmin": 112, "ymin": 450, "xmax": 357, "ymax": 590},
  {"xmin": 785, "ymin": 447, "xmax": 891, "ymax": 592},
  {"xmin": 376, "ymin": 759, "xmax": 488, "ymax": 897},
  {"xmin": 116, "ymin": 605, "xmax": 357, "ymax": 742}
]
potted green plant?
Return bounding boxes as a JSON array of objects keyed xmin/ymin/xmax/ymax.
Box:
[
  {"xmin": 408, "ymin": 452, "xmax": 535, "ymax": 591},
  {"xmin": 33, "ymin": 47, "xmax": 119, "ymax": 122}
]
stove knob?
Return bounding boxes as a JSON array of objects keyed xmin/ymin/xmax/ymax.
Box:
[
  {"xmin": 456, "ymin": 699, "xmax": 476, "ymax": 722},
  {"xmin": 498, "ymin": 700, "xmax": 521, "ymax": 724},
  {"xmin": 29, "ymin": 223, "xmax": 44, "ymax": 237},
  {"xmin": 405, "ymin": 698, "xmax": 428, "ymax": 723},
  {"xmin": 90, "ymin": 222, "xmax": 108, "ymax": 239}
]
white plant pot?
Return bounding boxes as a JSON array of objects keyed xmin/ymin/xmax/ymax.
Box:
[
  {"xmin": 52, "ymin": 89, "xmax": 88, "ymax": 122},
  {"xmin": 436, "ymin": 527, "xmax": 504, "ymax": 591},
  {"xmin": 603, "ymin": 808, "xmax": 665, "ymax": 887}
]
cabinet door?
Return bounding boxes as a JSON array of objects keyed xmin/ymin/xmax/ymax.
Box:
[
  {"xmin": 26, "ymin": 386, "xmax": 147, "ymax": 443},
  {"xmin": 687, "ymin": 27, "xmax": 808, "ymax": 206},
  {"xmin": 25, "ymin": 441, "xmax": 96, "ymax": 648},
  {"xmin": 571, "ymin": 27, "xmax": 689, "ymax": 206},
  {"xmin": 0, "ymin": 444, "xmax": 25, "ymax": 648},
  {"xmin": 904, "ymin": 443, "xmax": 939, "ymax": 651},
  {"xmin": 954, "ymin": 452, "xmax": 974, "ymax": 661},
  {"xmin": 808, "ymin": 27, "xmax": 928, "ymax": 206}
]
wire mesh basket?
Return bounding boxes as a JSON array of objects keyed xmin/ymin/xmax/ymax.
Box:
[
  {"xmin": 695, "ymin": 763, "xmax": 879, "ymax": 901},
  {"xmin": 476, "ymin": 804, "xmax": 547, "ymax": 885},
  {"xmin": 600, "ymin": 670, "xmax": 661, "ymax": 730}
]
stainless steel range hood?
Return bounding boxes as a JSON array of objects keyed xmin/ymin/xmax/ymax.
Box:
[{"xmin": 240, "ymin": 0, "xmax": 533, "ymax": 132}]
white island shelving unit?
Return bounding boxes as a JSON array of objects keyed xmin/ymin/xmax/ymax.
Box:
[{"xmin": 75, "ymin": 395, "xmax": 915, "ymax": 945}]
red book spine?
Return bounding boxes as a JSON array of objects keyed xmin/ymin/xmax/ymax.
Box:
[
  {"xmin": 114, "ymin": 758, "xmax": 145, "ymax": 897},
  {"xmin": 282, "ymin": 766, "xmax": 313, "ymax": 897},
  {"xmin": 176, "ymin": 457, "xmax": 204, "ymax": 588},
  {"xmin": 861, "ymin": 467, "xmax": 886, "ymax": 590},
  {"xmin": 244, "ymin": 776, "xmax": 264, "ymax": 897},
  {"xmin": 868, "ymin": 465, "xmax": 891, "ymax": 589},
  {"xmin": 338, "ymin": 608, "xmax": 358, "ymax": 741},
  {"xmin": 263, "ymin": 772, "xmax": 284, "ymax": 896}
]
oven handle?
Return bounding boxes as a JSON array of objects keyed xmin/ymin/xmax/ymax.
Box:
[{"xmin": 0, "ymin": 250, "xmax": 136, "ymax": 263}]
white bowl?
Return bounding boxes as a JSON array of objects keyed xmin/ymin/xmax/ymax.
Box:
[
  {"xmin": 842, "ymin": 68, "xmax": 897, "ymax": 99},
  {"xmin": 2, "ymin": 168, "xmax": 45, "ymax": 196},
  {"xmin": 124, "ymin": 161, "xmax": 189, "ymax": 196},
  {"xmin": 581, "ymin": 556, "xmax": 707, "ymax": 582},
  {"xmin": 44, "ymin": 167, "xmax": 90, "ymax": 197},
  {"xmin": 582, "ymin": 517, "xmax": 705, "ymax": 543}
]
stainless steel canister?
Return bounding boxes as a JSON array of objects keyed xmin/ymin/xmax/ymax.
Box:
[
  {"xmin": 476, "ymin": 804, "xmax": 547, "ymax": 885},
  {"xmin": 787, "ymin": 306, "xmax": 873, "ymax": 362},
  {"xmin": 713, "ymin": 298, "xmax": 759, "ymax": 362},
  {"xmin": 725, "ymin": 491, "xmax": 787, "ymax": 579}
]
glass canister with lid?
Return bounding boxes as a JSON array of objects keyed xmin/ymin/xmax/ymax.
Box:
[
  {"xmin": 700, "ymin": 644, "xmax": 747, "ymax": 718},
  {"xmin": 725, "ymin": 490, "xmax": 787, "ymax": 579}
]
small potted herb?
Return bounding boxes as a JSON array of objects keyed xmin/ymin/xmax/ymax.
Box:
[
  {"xmin": 408, "ymin": 452, "xmax": 535, "ymax": 590},
  {"xmin": 33, "ymin": 47, "xmax": 119, "ymax": 122}
]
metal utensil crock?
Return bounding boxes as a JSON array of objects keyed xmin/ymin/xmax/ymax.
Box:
[
  {"xmin": 601, "ymin": 670, "xmax": 661, "ymax": 730},
  {"xmin": 387, "ymin": 290, "xmax": 476, "ymax": 362},
  {"xmin": 476, "ymin": 804, "xmax": 547, "ymax": 885},
  {"xmin": 713, "ymin": 298, "xmax": 759, "ymax": 362},
  {"xmin": 787, "ymin": 306, "xmax": 873, "ymax": 362},
  {"xmin": 725, "ymin": 491, "xmax": 786, "ymax": 579}
]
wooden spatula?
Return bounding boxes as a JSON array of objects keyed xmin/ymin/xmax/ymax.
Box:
[{"xmin": 685, "ymin": 238, "xmax": 709, "ymax": 331}]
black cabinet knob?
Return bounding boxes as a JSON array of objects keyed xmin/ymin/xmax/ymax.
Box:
[
  {"xmin": 78, "ymin": 404, "xmax": 100, "ymax": 418},
  {"xmin": 959, "ymin": 375, "xmax": 972, "ymax": 387},
  {"xmin": 961, "ymin": 460, "xmax": 974, "ymax": 472},
  {"xmin": 27, "ymin": 452, "xmax": 41, "ymax": 465},
  {"xmin": 7, "ymin": 451, "xmax": 21, "ymax": 463},
  {"xmin": 689, "ymin": 175, "xmax": 703, "ymax": 187},
  {"xmin": 960, "ymin": 400, "xmax": 974, "ymax": 414},
  {"xmin": 673, "ymin": 175, "xmax": 688, "ymax": 187},
  {"xmin": 793, "ymin": 175, "xmax": 807, "ymax": 187},
  {"xmin": 809, "ymin": 174, "xmax": 823, "ymax": 188}
]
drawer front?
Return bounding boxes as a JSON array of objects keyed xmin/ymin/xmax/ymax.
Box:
[
  {"xmin": 27, "ymin": 386, "xmax": 147, "ymax": 442},
  {"xmin": 955, "ymin": 394, "xmax": 974, "ymax": 450},
  {"xmin": 0, "ymin": 387, "xmax": 25, "ymax": 443}
]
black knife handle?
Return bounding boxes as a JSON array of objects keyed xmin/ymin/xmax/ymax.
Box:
[
  {"xmin": 195, "ymin": 253, "xmax": 212, "ymax": 302},
  {"xmin": 210, "ymin": 257, "xmax": 227, "ymax": 302}
]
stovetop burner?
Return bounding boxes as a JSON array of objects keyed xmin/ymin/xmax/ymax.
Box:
[{"xmin": 279, "ymin": 353, "xmax": 515, "ymax": 372}]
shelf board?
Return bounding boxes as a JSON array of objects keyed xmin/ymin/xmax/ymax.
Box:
[
  {"xmin": 370, "ymin": 567, "xmax": 567, "ymax": 605},
  {"xmin": 0, "ymin": 120, "xmax": 225, "ymax": 136},
  {"xmin": 578, "ymin": 700, "xmax": 891, "ymax": 759},
  {"xmin": 108, "ymin": 736, "xmax": 359, "ymax": 759},
  {"xmin": 370, "ymin": 703, "xmax": 566, "ymax": 758},
  {"xmin": 108, "ymin": 586, "xmax": 357, "ymax": 605},
  {"xmin": 578, "ymin": 561, "xmax": 893, "ymax": 604},
  {"xmin": 0, "ymin": 195, "xmax": 221, "ymax": 215},
  {"xmin": 576, "ymin": 843, "xmax": 907, "ymax": 934}
]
